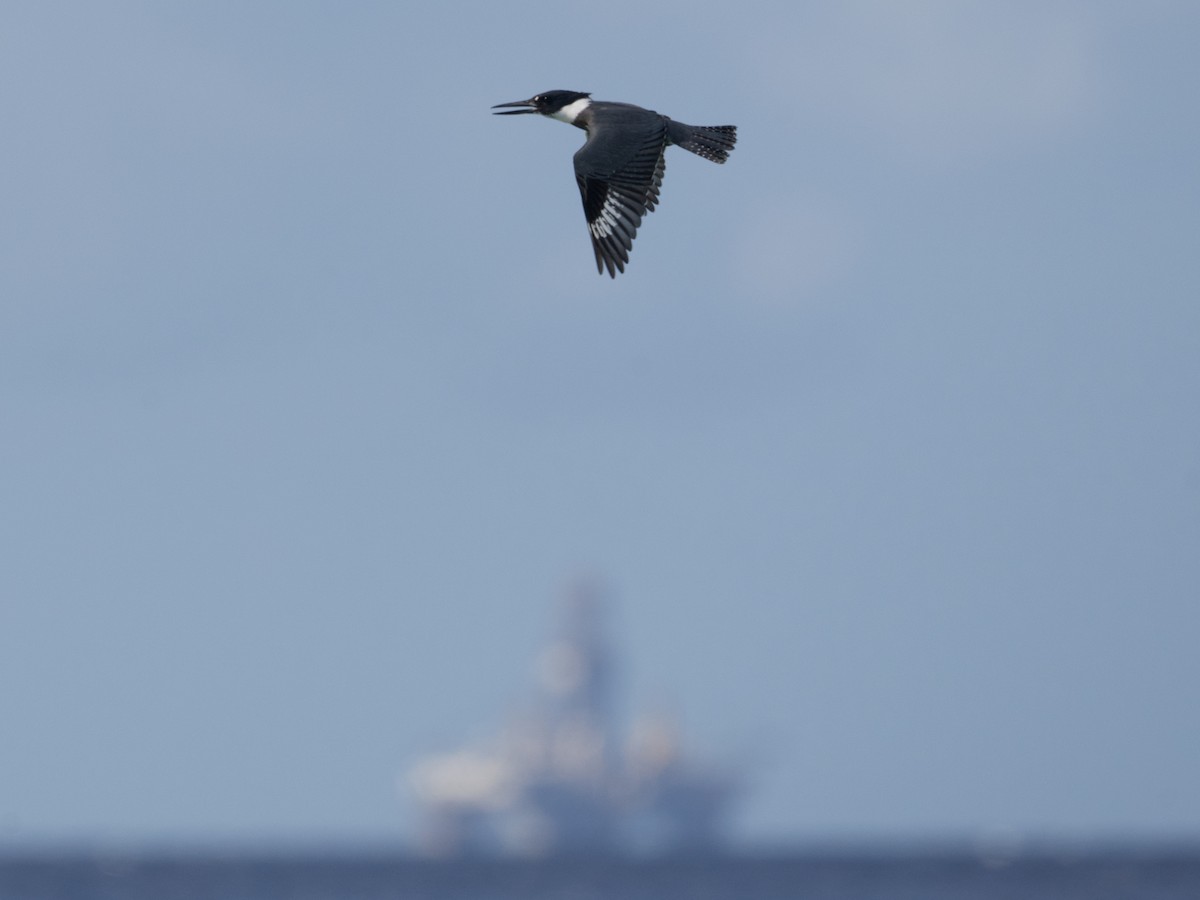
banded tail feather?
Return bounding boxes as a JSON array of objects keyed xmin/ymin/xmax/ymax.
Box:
[{"xmin": 672, "ymin": 123, "xmax": 738, "ymax": 163}]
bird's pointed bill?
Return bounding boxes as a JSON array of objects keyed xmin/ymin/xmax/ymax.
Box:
[{"xmin": 492, "ymin": 99, "xmax": 538, "ymax": 115}]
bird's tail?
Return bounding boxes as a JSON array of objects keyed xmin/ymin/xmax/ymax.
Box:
[{"xmin": 670, "ymin": 122, "xmax": 738, "ymax": 163}]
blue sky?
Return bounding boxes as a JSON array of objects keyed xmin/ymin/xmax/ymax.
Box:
[{"xmin": 1, "ymin": 2, "xmax": 1198, "ymax": 847}]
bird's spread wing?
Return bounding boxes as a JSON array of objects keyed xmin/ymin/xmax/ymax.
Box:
[{"xmin": 573, "ymin": 120, "xmax": 668, "ymax": 277}]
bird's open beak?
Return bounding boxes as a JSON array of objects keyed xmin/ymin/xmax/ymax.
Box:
[{"xmin": 492, "ymin": 99, "xmax": 538, "ymax": 115}]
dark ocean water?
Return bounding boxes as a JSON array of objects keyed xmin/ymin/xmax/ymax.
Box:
[{"xmin": 2, "ymin": 850, "xmax": 1199, "ymax": 900}]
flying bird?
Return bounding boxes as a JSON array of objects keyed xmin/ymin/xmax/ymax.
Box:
[{"xmin": 492, "ymin": 90, "xmax": 737, "ymax": 278}]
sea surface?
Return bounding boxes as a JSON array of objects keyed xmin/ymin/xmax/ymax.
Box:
[{"xmin": 2, "ymin": 849, "xmax": 1198, "ymax": 900}]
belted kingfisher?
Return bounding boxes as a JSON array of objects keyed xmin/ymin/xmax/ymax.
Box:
[{"xmin": 493, "ymin": 90, "xmax": 737, "ymax": 278}]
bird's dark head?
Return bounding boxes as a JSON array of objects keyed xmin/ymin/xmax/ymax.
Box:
[{"xmin": 492, "ymin": 90, "xmax": 591, "ymax": 121}]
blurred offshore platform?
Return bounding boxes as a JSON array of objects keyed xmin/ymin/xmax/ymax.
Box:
[{"xmin": 406, "ymin": 581, "xmax": 742, "ymax": 857}]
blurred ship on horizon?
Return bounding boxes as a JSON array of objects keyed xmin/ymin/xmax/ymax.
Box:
[{"xmin": 405, "ymin": 581, "xmax": 742, "ymax": 858}]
